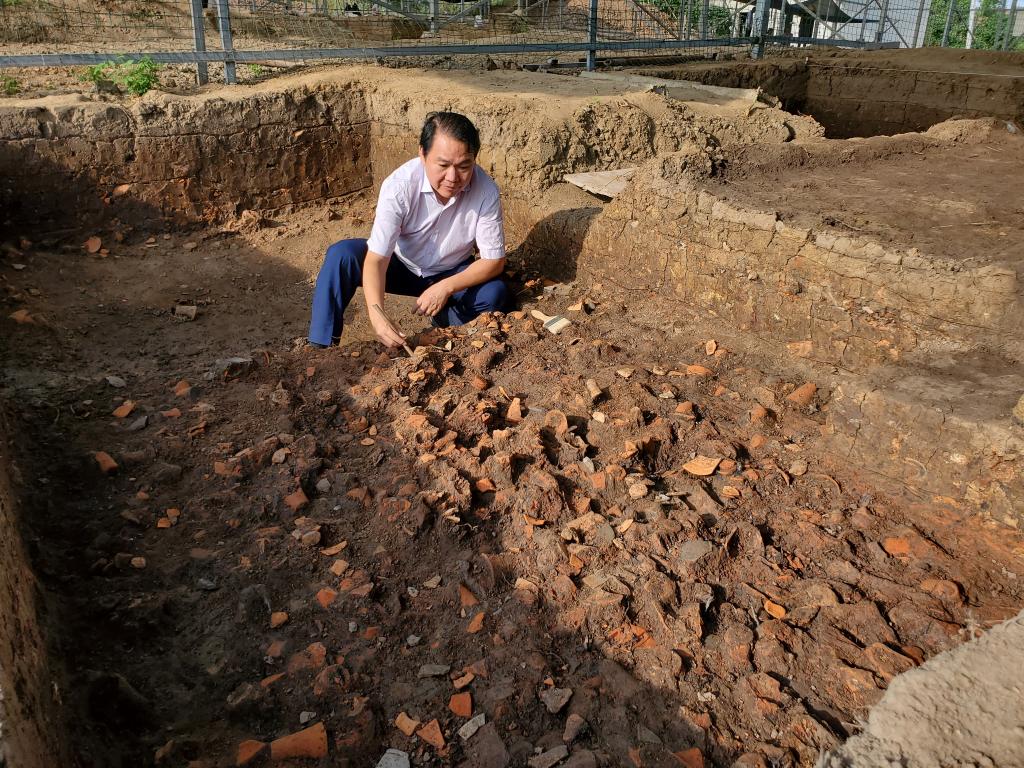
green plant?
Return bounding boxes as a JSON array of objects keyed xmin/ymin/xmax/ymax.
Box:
[
  {"xmin": 246, "ymin": 63, "xmax": 268, "ymax": 77},
  {"xmin": 925, "ymin": 0, "xmax": 970, "ymax": 46},
  {"xmin": 1, "ymin": 75, "xmax": 19, "ymax": 96},
  {"xmin": 83, "ymin": 56, "xmax": 161, "ymax": 96},
  {"xmin": 648, "ymin": 0, "xmax": 735, "ymax": 38},
  {"xmin": 970, "ymin": 0, "xmax": 1024, "ymax": 50}
]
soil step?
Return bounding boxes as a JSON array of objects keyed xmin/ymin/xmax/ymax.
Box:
[{"xmin": 827, "ymin": 352, "xmax": 1024, "ymax": 528}]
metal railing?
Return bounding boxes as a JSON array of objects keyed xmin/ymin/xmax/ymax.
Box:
[{"xmin": 0, "ymin": 0, "xmax": 1019, "ymax": 84}]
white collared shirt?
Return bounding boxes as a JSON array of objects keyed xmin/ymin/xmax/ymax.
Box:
[{"xmin": 366, "ymin": 157, "xmax": 506, "ymax": 278}]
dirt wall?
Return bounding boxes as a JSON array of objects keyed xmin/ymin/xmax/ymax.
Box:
[
  {"xmin": 571, "ymin": 150, "xmax": 1023, "ymax": 525},
  {"xmin": 0, "ymin": 66, "xmax": 814, "ymax": 236},
  {"xmin": 0, "ymin": 86, "xmax": 373, "ymax": 233},
  {"xmin": 639, "ymin": 49, "xmax": 1024, "ymax": 138},
  {"xmin": 0, "ymin": 413, "xmax": 69, "ymax": 768}
]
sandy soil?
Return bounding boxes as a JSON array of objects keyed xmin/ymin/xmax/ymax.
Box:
[{"xmin": 3, "ymin": 194, "xmax": 1024, "ymax": 767}]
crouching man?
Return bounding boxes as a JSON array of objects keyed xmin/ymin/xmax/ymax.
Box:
[{"xmin": 308, "ymin": 111, "xmax": 509, "ymax": 348}]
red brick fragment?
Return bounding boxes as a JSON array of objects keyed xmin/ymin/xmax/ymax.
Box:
[
  {"xmin": 93, "ymin": 451, "xmax": 119, "ymax": 475},
  {"xmin": 284, "ymin": 488, "xmax": 309, "ymax": 512},
  {"xmin": 449, "ymin": 691, "xmax": 472, "ymax": 718},
  {"xmin": 270, "ymin": 722, "xmax": 328, "ymax": 761},
  {"xmin": 236, "ymin": 740, "xmax": 268, "ymax": 766},
  {"xmin": 416, "ymin": 719, "xmax": 445, "ymax": 750},
  {"xmin": 316, "ymin": 588, "xmax": 338, "ymax": 608},
  {"xmin": 673, "ymin": 748, "xmax": 704, "ymax": 768},
  {"xmin": 786, "ymin": 382, "xmax": 817, "ymax": 406}
]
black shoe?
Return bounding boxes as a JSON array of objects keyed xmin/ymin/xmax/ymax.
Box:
[{"xmin": 308, "ymin": 341, "xmax": 329, "ymax": 349}]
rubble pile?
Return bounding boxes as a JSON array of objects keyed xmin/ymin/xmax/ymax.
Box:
[{"xmin": 71, "ymin": 307, "xmax": 1023, "ymax": 768}]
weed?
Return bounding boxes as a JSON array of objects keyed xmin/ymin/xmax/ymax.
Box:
[
  {"xmin": 245, "ymin": 63, "xmax": 268, "ymax": 77},
  {"xmin": 83, "ymin": 56, "xmax": 161, "ymax": 96},
  {"xmin": 1, "ymin": 75, "xmax": 19, "ymax": 96}
]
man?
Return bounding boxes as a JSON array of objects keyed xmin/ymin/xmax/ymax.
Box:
[{"xmin": 308, "ymin": 112, "xmax": 509, "ymax": 349}]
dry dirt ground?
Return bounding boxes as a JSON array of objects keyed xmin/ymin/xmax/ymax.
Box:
[{"xmin": 3, "ymin": 186, "xmax": 1024, "ymax": 768}]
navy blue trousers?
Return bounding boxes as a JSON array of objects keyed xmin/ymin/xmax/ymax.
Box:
[{"xmin": 308, "ymin": 238, "xmax": 510, "ymax": 346}]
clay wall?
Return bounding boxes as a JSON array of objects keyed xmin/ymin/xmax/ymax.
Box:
[
  {"xmin": 0, "ymin": 415, "xmax": 69, "ymax": 768},
  {"xmin": 0, "ymin": 87, "xmax": 373, "ymax": 234},
  {"xmin": 574, "ymin": 162, "xmax": 1023, "ymax": 525},
  {"xmin": 641, "ymin": 55, "xmax": 1024, "ymax": 137}
]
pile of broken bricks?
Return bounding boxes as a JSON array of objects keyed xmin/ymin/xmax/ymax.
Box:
[{"xmin": 82, "ymin": 308, "xmax": 1018, "ymax": 768}]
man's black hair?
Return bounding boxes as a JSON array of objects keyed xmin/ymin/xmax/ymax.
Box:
[{"xmin": 419, "ymin": 112, "xmax": 481, "ymax": 157}]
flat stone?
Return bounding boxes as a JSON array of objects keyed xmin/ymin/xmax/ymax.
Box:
[
  {"xmin": 375, "ymin": 749, "xmax": 411, "ymax": 768},
  {"xmin": 539, "ymin": 687, "xmax": 573, "ymax": 714},
  {"xmin": 528, "ymin": 745, "xmax": 569, "ymax": 768},
  {"xmin": 466, "ymin": 723, "xmax": 510, "ymax": 768},
  {"xmin": 126, "ymin": 415, "xmax": 148, "ymax": 432},
  {"xmin": 679, "ymin": 539, "xmax": 714, "ymax": 563},
  {"xmin": 563, "ymin": 713, "xmax": 588, "ymax": 743},
  {"xmin": 418, "ymin": 664, "xmax": 451, "ymax": 678},
  {"xmin": 459, "ymin": 713, "xmax": 486, "ymax": 741}
]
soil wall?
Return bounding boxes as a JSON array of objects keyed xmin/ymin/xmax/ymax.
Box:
[
  {"xmin": 0, "ymin": 66, "xmax": 812, "ymax": 238},
  {"xmin": 0, "ymin": 413, "xmax": 69, "ymax": 768},
  {"xmin": 639, "ymin": 50, "xmax": 1024, "ymax": 138},
  {"xmin": 573, "ymin": 152, "xmax": 1023, "ymax": 526},
  {"xmin": 0, "ymin": 86, "xmax": 373, "ymax": 232}
]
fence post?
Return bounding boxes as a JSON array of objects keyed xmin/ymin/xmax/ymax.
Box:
[
  {"xmin": 189, "ymin": 0, "xmax": 209, "ymax": 86},
  {"xmin": 911, "ymin": 0, "xmax": 929, "ymax": 47},
  {"xmin": 586, "ymin": 0, "xmax": 597, "ymax": 71},
  {"xmin": 215, "ymin": 0, "xmax": 237, "ymax": 84},
  {"xmin": 874, "ymin": 0, "xmax": 890, "ymax": 42},
  {"xmin": 750, "ymin": 0, "xmax": 771, "ymax": 58},
  {"xmin": 940, "ymin": 0, "xmax": 956, "ymax": 46},
  {"xmin": 1003, "ymin": 0, "xmax": 1019, "ymax": 49},
  {"xmin": 430, "ymin": 0, "xmax": 440, "ymax": 34}
]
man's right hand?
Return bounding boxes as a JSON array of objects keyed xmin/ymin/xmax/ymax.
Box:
[{"xmin": 370, "ymin": 313, "xmax": 407, "ymax": 349}]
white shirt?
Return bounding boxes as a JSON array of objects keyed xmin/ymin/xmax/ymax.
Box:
[{"xmin": 366, "ymin": 158, "xmax": 506, "ymax": 278}]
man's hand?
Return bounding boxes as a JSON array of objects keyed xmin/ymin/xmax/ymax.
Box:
[
  {"xmin": 415, "ymin": 281, "xmax": 453, "ymax": 318},
  {"xmin": 370, "ymin": 312, "xmax": 407, "ymax": 348}
]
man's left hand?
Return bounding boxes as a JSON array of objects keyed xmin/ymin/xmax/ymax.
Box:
[{"xmin": 415, "ymin": 281, "xmax": 452, "ymax": 317}]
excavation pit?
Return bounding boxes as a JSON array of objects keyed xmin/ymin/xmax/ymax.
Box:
[
  {"xmin": 1, "ymin": 63, "xmax": 1023, "ymax": 768},
  {"xmin": 635, "ymin": 48, "xmax": 1024, "ymax": 138}
]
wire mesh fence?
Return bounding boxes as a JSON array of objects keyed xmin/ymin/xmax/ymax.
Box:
[{"xmin": 0, "ymin": 0, "xmax": 1020, "ymax": 78}]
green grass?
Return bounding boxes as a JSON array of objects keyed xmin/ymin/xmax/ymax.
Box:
[
  {"xmin": 83, "ymin": 56, "xmax": 161, "ymax": 96},
  {"xmin": 1, "ymin": 75, "xmax": 19, "ymax": 96}
]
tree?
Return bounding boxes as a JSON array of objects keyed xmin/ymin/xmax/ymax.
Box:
[
  {"xmin": 925, "ymin": 0, "xmax": 970, "ymax": 46},
  {"xmin": 972, "ymin": 0, "xmax": 1023, "ymax": 49}
]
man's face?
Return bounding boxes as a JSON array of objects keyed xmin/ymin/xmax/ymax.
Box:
[{"xmin": 420, "ymin": 131, "xmax": 475, "ymax": 202}]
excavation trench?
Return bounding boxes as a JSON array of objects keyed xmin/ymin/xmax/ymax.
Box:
[
  {"xmin": 1, "ymin": 65, "xmax": 1023, "ymax": 768},
  {"xmin": 634, "ymin": 48, "xmax": 1024, "ymax": 139}
]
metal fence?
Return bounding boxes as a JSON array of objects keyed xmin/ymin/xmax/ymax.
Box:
[{"xmin": 0, "ymin": 0, "xmax": 1020, "ymax": 82}]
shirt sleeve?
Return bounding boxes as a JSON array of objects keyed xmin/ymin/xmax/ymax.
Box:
[
  {"xmin": 475, "ymin": 187, "xmax": 506, "ymax": 261},
  {"xmin": 366, "ymin": 178, "xmax": 407, "ymax": 257}
]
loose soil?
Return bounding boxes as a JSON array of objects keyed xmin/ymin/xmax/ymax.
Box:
[{"xmin": 3, "ymin": 192, "xmax": 1024, "ymax": 767}]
